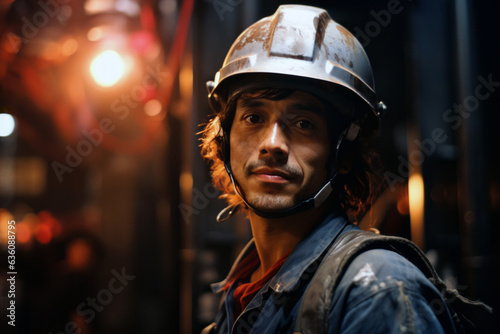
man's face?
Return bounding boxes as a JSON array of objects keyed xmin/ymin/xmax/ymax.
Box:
[{"xmin": 229, "ymin": 90, "xmax": 332, "ymax": 213}]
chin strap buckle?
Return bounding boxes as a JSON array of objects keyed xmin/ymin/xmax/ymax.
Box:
[{"xmin": 216, "ymin": 203, "xmax": 241, "ymax": 223}]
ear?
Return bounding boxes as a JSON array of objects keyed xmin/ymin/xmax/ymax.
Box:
[
  {"xmin": 216, "ymin": 117, "xmax": 230, "ymax": 163},
  {"xmin": 336, "ymin": 154, "xmax": 353, "ymax": 174}
]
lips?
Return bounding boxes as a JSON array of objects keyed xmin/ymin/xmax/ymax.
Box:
[{"xmin": 251, "ymin": 167, "xmax": 294, "ymax": 184}]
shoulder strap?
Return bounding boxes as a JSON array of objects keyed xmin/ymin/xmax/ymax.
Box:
[{"xmin": 293, "ymin": 230, "xmax": 492, "ymax": 334}]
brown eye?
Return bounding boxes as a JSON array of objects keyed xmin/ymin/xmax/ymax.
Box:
[
  {"xmin": 296, "ymin": 120, "xmax": 313, "ymax": 129},
  {"xmin": 245, "ymin": 114, "xmax": 262, "ymax": 124}
]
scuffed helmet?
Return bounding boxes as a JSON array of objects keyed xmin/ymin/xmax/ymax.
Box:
[{"xmin": 207, "ymin": 4, "xmax": 386, "ymax": 133}]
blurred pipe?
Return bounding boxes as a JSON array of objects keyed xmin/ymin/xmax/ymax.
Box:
[
  {"xmin": 162, "ymin": 0, "xmax": 194, "ymax": 110},
  {"xmin": 162, "ymin": 1, "xmax": 195, "ymax": 333},
  {"xmin": 453, "ymin": 0, "xmax": 492, "ymax": 299}
]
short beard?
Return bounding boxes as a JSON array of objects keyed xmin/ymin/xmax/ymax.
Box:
[{"xmin": 244, "ymin": 192, "xmax": 296, "ymax": 212}]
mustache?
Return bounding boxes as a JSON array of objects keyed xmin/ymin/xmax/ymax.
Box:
[{"xmin": 244, "ymin": 160, "xmax": 303, "ymax": 179}]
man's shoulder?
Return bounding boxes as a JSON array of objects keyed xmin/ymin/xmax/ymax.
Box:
[
  {"xmin": 295, "ymin": 234, "xmax": 453, "ymax": 334},
  {"xmin": 335, "ymin": 247, "xmax": 440, "ymax": 306},
  {"xmin": 324, "ymin": 247, "xmax": 455, "ymax": 334},
  {"xmin": 327, "ymin": 229, "xmax": 434, "ymax": 288},
  {"xmin": 343, "ymin": 248, "xmax": 430, "ymax": 285}
]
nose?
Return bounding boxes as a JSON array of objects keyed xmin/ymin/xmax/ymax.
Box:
[{"xmin": 258, "ymin": 122, "xmax": 289, "ymax": 162}]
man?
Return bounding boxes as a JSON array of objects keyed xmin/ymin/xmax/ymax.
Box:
[{"xmin": 200, "ymin": 4, "xmax": 457, "ymax": 333}]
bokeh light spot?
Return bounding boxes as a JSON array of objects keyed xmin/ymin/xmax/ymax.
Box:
[
  {"xmin": 0, "ymin": 113, "xmax": 15, "ymax": 137},
  {"xmin": 90, "ymin": 50, "xmax": 125, "ymax": 87}
]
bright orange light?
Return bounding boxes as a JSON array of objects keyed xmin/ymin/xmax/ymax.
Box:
[
  {"xmin": 90, "ymin": 50, "xmax": 126, "ymax": 87},
  {"xmin": 180, "ymin": 172, "xmax": 193, "ymax": 194},
  {"xmin": 396, "ymin": 197, "xmax": 409, "ymax": 215},
  {"xmin": 408, "ymin": 173, "xmax": 425, "ymax": 248},
  {"xmin": 144, "ymin": 99, "xmax": 162, "ymax": 116},
  {"xmin": 35, "ymin": 222, "xmax": 52, "ymax": 244},
  {"xmin": 16, "ymin": 222, "xmax": 32, "ymax": 244},
  {"xmin": 67, "ymin": 239, "xmax": 93, "ymax": 271},
  {"xmin": 38, "ymin": 210, "xmax": 62, "ymax": 238},
  {"xmin": 0, "ymin": 209, "xmax": 15, "ymax": 245},
  {"xmin": 87, "ymin": 27, "xmax": 104, "ymax": 42},
  {"xmin": 180, "ymin": 62, "xmax": 193, "ymax": 100},
  {"xmin": 61, "ymin": 38, "xmax": 78, "ymax": 57}
]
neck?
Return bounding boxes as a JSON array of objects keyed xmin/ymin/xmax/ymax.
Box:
[{"xmin": 248, "ymin": 204, "xmax": 329, "ymax": 282}]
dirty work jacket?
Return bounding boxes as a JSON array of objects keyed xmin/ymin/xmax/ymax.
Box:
[{"xmin": 207, "ymin": 212, "xmax": 456, "ymax": 334}]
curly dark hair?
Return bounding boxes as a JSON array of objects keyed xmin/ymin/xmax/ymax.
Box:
[{"xmin": 200, "ymin": 88, "xmax": 385, "ymax": 223}]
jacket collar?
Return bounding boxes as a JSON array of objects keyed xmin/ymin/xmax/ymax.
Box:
[
  {"xmin": 268, "ymin": 213, "xmax": 351, "ymax": 293},
  {"xmin": 211, "ymin": 212, "xmax": 353, "ymax": 294},
  {"xmin": 211, "ymin": 240, "xmax": 256, "ymax": 293}
]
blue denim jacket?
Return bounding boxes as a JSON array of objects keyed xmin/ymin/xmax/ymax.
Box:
[{"xmin": 208, "ymin": 213, "xmax": 457, "ymax": 333}]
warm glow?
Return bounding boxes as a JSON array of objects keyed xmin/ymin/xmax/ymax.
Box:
[
  {"xmin": 67, "ymin": 239, "xmax": 93, "ymax": 270},
  {"xmin": 35, "ymin": 222, "xmax": 52, "ymax": 244},
  {"xmin": 61, "ymin": 38, "xmax": 78, "ymax": 56},
  {"xmin": 16, "ymin": 222, "xmax": 32, "ymax": 244},
  {"xmin": 115, "ymin": 0, "xmax": 141, "ymax": 16},
  {"xmin": 144, "ymin": 99, "xmax": 163, "ymax": 116},
  {"xmin": 179, "ymin": 61, "xmax": 193, "ymax": 100},
  {"xmin": 396, "ymin": 197, "xmax": 409, "ymax": 215},
  {"xmin": 90, "ymin": 50, "xmax": 126, "ymax": 87},
  {"xmin": 87, "ymin": 27, "xmax": 103, "ymax": 42},
  {"xmin": 0, "ymin": 113, "xmax": 15, "ymax": 137},
  {"xmin": 0, "ymin": 209, "xmax": 14, "ymax": 245},
  {"xmin": 84, "ymin": 0, "xmax": 113, "ymax": 14},
  {"xmin": 40, "ymin": 41, "xmax": 61, "ymax": 61},
  {"xmin": 408, "ymin": 173, "xmax": 425, "ymax": 248},
  {"xmin": 180, "ymin": 172, "xmax": 193, "ymax": 194}
]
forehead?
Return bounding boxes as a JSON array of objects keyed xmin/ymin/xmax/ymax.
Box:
[{"xmin": 235, "ymin": 90, "xmax": 327, "ymax": 115}]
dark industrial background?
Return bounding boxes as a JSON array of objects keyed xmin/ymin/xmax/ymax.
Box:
[{"xmin": 0, "ymin": 0, "xmax": 497, "ymax": 333}]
